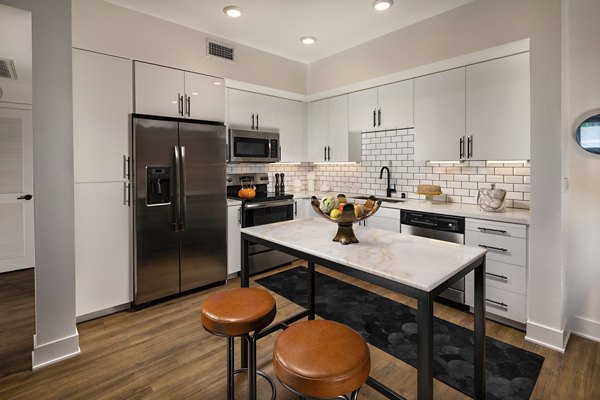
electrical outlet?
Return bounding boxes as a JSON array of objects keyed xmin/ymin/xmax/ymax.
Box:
[{"xmin": 400, "ymin": 192, "xmax": 407, "ymax": 199}]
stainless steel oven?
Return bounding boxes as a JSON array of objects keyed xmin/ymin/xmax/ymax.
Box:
[
  {"xmin": 401, "ymin": 210, "xmax": 466, "ymax": 306},
  {"xmin": 227, "ymin": 173, "xmax": 295, "ymax": 275},
  {"xmin": 228, "ymin": 128, "xmax": 280, "ymax": 163}
]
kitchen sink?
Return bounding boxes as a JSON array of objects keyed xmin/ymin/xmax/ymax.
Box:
[{"xmin": 353, "ymin": 195, "xmax": 405, "ymax": 203}]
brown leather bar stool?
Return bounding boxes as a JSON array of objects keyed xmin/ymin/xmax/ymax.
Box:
[
  {"xmin": 201, "ymin": 287, "xmax": 277, "ymax": 400},
  {"xmin": 273, "ymin": 320, "xmax": 371, "ymax": 400}
]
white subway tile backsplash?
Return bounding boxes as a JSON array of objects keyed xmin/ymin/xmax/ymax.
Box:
[{"xmin": 228, "ymin": 129, "xmax": 530, "ymax": 208}]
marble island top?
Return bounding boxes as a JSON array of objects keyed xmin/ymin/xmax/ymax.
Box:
[{"xmin": 241, "ymin": 218, "xmax": 486, "ymax": 292}]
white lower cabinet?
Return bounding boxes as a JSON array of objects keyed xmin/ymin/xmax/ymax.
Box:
[
  {"xmin": 227, "ymin": 204, "xmax": 242, "ymax": 275},
  {"xmin": 75, "ymin": 182, "xmax": 131, "ymax": 317},
  {"xmin": 294, "ymin": 198, "xmax": 312, "ymax": 219},
  {"xmin": 363, "ymin": 207, "xmax": 400, "ymax": 232},
  {"xmin": 464, "ymin": 218, "xmax": 528, "ymax": 325}
]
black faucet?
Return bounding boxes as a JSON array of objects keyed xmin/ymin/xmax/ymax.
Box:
[{"xmin": 379, "ymin": 166, "xmax": 396, "ymax": 198}]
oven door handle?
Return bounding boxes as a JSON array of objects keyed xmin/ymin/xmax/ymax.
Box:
[{"xmin": 244, "ymin": 199, "xmax": 295, "ymax": 209}]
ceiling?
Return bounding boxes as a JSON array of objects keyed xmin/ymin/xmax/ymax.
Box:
[{"xmin": 106, "ymin": 0, "xmax": 475, "ymax": 64}]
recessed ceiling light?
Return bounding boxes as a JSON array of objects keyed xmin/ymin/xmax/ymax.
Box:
[
  {"xmin": 372, "ymin": 0, "xmax": 394, "ymax": 11},
  {"xmin": 300, "ymin": 36, "xmax": 316, "ymax": 45},
  {"xmin": 223, "ymin": 6, "xmax": 242, "ymax": 18},
  {"xmin": 213, "ymin": 81, "xmax": 222, "ymax": 86}
]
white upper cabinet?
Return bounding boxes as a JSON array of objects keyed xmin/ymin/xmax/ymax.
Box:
[
  {"xmin": 328, "ymin": 95, "xmax": 349, "ymax": 162},
  {"xmin": 466, "ymin": 53, "xmax": 530, "ymax": 161},
  {"xmin": 309, "ymin": 95, "xmax": 355, "ymax": 162},
  {"xmin": 184, "ymin": 72, "xmax": 225, "ymax": 122},
  {"xmin": 414, "ymin": 68, "xmax": 466, "ymax": 162},
  {"xmin": 309, "ymin": 99, "xmax": 329, "ymax": 162},
  {"xmin": 73, "ymin": 49, "xmax": 132, "ymax": 183},
  {"xmin": 348, "ymin": 80, "xmax": 414, "ymax": 132},
  {"xmin": 278, "ymin": 98, "xmax": 304, "ymax": 163},
  {"xmin": 134, "ymin": 61, "xmax": 184, "ymax": 118},
  {"xmin": 348, "ymin": 88, "xmax": 377, "ymax": 132},
  {"xmin": 378, "ymin": 80, "xmax": 414, "ymax": 130},
  {"xmin": 134, "ymin": 61, "xmax": 225, "ymax": 121},
  {"xmin": 227, "ymin": 88, "xmax": 278, "ymax": 130}
]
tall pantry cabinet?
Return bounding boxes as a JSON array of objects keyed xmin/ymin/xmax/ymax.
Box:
[{"xmin": 72, "ymin": 49, "xmax": 133, "ymax": 318}]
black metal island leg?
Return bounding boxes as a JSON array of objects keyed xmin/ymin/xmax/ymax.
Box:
[
  {"xmin": 240, "ymin": 237, "xmax": 250, "ymax": 369},
  {"xmin": 474, "ymin": 257, "xmax": 487, "ymax": 399},
  {"xmin": 308, "ymin": 262, "xmax": 315, "ymax": 320},
  {"xmin": 417, "ymin": 293, "xmax": 434, "ymax": 400}
]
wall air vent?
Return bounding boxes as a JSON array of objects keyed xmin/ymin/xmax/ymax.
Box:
[
  {"xmin": 207, "ymin": 39, "xmax": 235, "ymax": 62},
  {"xmin": 0, "ymin": 59, "xmax": 18, "ymax": 80}
]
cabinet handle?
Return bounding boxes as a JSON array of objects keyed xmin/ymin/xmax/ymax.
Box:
[
  {"xmin": 251, "ymin": 113, "xmax": 255, "ymax": 130},
  {"xmin": 186, "ymin": 95, "xmax": 191, "ymax": 117},
  {"xmin": 477, "ymin": 227, "xmax": 507, "ymax": 234},
  {"xmin": 486, "ymin": 298, "xmax": 508, "ymax": 309},
  {"xmin": 238, "ymin": 207, "xmax": 242, "ymax": 225},
  {"xmin": 327, "ymin": 146, "xmax": 331, "ymax": 161},
  {"xmin": 294, "ymin": 201, "xmax": 298, "ymax": 216},
  {"xmin": 486, "ymin": 272, "xmax": 508, "ymax": 281},
  {"xmin": 123, "ymin": 182, "xmax": 131, "ymax": 206},
  {"xmin": 256, "ymin": 114, "xmax": 259, "ymax": 130},
  {"xmin": 467, "ymin": 135, "xmax": 473, "ymax": 158},
  {"xmin": 478, "ymin": 244, "xmax": 508, "ymax": 253},
  {"xmin": 123, "ymin": 155, "xmax": 130, "ymax": 179},
  {"xmin": 178, "ymin": 93, "xmax": 184, "ymax": 116},
  {"xmin": 378, "ymin": 108, "xmax": 382, "ymax": 127},
  {"xmin": 373, "ymin": 109, "xmax": 376, "ymax": 127},
  {"xmin": 459, "ymin": 137, "xmax": 464, "ymax": 159},
  {"xmin": 324, "ymin": 146, "xmax": 327, "ymax": 161}
]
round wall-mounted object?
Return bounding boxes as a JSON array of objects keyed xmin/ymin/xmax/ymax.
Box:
[{"xmin": 575, "ymin": 113, "xmax": 600, "ymax": 154}]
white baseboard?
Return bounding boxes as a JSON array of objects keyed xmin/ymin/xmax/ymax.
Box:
[
  {"xmin": 76, "ymin": 303, "xmax": 130, "ymax": 323},
  {"xmin": 568, "ymin": 315, "xmax": 600, "ymax": 343},
  {"xmin": 525, "ymin": 320, "xmax": 569, "ymax": 352},
  {"xmin": 32, "ymin": 330, "xmax": 80, "ymax": 370}
]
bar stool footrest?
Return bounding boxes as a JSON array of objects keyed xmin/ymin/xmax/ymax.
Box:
[{"xmin": 232, "ymin": 368, "xmax": 277, "ymax": 400}]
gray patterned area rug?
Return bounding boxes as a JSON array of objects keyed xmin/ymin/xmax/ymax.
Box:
[{"xmin": 256, "ymin": 266, "xmax": 544, "ymax": 400}]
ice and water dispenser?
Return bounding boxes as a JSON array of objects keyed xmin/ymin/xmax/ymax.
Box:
[{"xmin": 146, "ymin": 166, "xmax": 171, "ymax": 205}]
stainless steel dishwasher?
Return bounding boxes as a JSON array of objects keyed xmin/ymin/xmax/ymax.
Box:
[{"xmin": 401, "ymin": 210, "xmax": 466, "ymax": 305}]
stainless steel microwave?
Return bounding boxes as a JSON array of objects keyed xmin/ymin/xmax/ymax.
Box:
[{"xmin": 228, "ymin": 128, "xmax": 281, "ymax": 163}]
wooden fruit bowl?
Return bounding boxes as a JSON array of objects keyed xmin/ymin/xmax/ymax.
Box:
[{"xmin": 310, "ymin": 194, "xmax": 382, "ymax": 245}]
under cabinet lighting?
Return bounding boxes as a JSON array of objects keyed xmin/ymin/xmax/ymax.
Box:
[
  {"xmin": 486, "ymin": 160, "xmax": 530, "ymax": 164},
  {"xmin": 274, "ymin": 162, "xmax": 302, "ymax": 165},
  {"xmin": 428, "ymin": 161, "xmax": 462, "ymax": 165},
  {"xmin": 313, "ymin": 162, "xmax": 358, "ymax": 165},
  {"xmin": 372, "ymin": 0, "xmax": 394, "ymax": 11}
]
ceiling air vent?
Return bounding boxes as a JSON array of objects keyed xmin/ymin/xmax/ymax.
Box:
[
  {"xmin": 207, "ymin": 39, "xmax": 235, "ymax": 62},
  {"xmin": 0, "ymin": 59, "xmax": 18, "ymax": 80}
]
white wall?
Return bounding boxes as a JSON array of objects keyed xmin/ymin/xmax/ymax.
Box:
[
  {"xmin": 565, "ymin": 0, "xmax": 600, "ymax": 342},
  {"xmin": 309, "ymin": 0, "xmax": 567, "ymax": 350},
  {"xmin": 71, "ymin": 0, "xmax": 307, "ymax": 95},
  {"xmin": 0, "ymin": 0, "xmax": 79, "ymax": 367}
]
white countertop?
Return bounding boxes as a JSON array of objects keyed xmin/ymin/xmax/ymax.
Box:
[
  {"xmin": 227, "ymin": 198, "xmax": 242, "ymax": 206},
  {"xmin": 292, "ymin": 191, "xmax": 530, "ymax": 225},
  {"xmin": 241, "ymin": 218, "xmax": 486, "ymax": 292}
]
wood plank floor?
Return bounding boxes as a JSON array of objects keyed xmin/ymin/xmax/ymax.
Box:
[
  {"xmin": 0, "ymin": 268, "xmax": 34, "ymax": 379},
  {"xmin": 0, "ymin": 262, "xmax": 598, "ymax": 399}
]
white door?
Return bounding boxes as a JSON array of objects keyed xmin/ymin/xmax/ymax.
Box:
[
  {"xmin": 227, "ymin": 205, "xmax": 241, "ymax": 275},
  {"xmin": 309, "ymin": 99, "xmax": 328, "ymax": 162},
  {"xmin": 254, "ymin": 93, "xmax": 278, "ymax": 130},
  {"xmin": 0, "ymin": 107, "xmax": 34, "ymax": 273},
  {"xmin": 75, "ymin": 182, "xmax": 131, "ymax": 317},
  {"xmin": 134, "ymin": 61, "xmax": 184, "ymax": 118},
  {"xmin": 227, "ymin": 88, "xmax": 255, "ymax": 128},
  {"xmin": 414, "ymin": 68, "xmax": 466, "ymax": 162},
  {"xmin": 466, "ymin": 53, "xmax": 530, "ymax": 160},
  {"xmin": 348, "ymin": 88, "xmax": 377, "ymax": 132},
  {"xmin": 73, "ymin": 49, "xmax": 132, "ymax": 183},
  {"xmin": 184, "ymin": 72, "xmax": 225, "ymax": 122},
  {"xmin": 378, "ymin": 80, "xmax": 414, "ymax": 129},
  {"xmin": 278, "ymin": 98, "xmax": 304, "ymax": 162},
  {"xmin": 328, "ymin": 95, "xmax": 349, "ymax": 162}
]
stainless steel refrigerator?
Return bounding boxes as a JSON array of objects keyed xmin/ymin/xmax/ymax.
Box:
[{"xmin": 132, "ymin": 114, "xmax": 227, "ymax": 306}]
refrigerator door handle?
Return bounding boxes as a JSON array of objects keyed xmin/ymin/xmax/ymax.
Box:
[
  {"xmin": 180, "ymin": 145, "xmax": 187, "ymax": 231},
  {"xmin": 173, "ymin": 145, "xmax": 181, "ymax": 232}
]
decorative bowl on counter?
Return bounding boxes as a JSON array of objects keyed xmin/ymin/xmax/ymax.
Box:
[{"xmin": 310, "ymin": 194, "xmax": 382, "ymax": 245}]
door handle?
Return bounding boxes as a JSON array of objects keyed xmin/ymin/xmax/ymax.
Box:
[
  {"xmin": 459, "ymin": 137, "xmax": 464, "ymax": 159},
  {"xmin": 468, "ymin": 135, "xmax": 473, "ymax": 158},
  {"xmin": 486, "ymin": 272, "xmax": 508, "ymax": 281},
  {"xmin": 327, "ymin": 146, "xmax": 331, "ymax": 161},
  {"xmin": 173, "ymin": 146, "xmax": 181, "ymax": 232},
  {"xmin": 186, "ymin": 95, "xmax": 191, "ymax": 117},
  {"xmin": 477, "ymin": 227, "xmax": 507, "ymax": 234},
  {"xmin": 123, "ymin": 182, "xmax": 130, "ymax": 206},
  {"xmin": 486, "ymin": 298, "xmax": 508, "ymax": 309},
  {"xmin": 251, "ymin": 113, "xmax": 255, "ymax": 130},
  {"xmin": 373, "ymin": 109, "xmax": 376, "ymax": 127},
  {"xmin": 17, "ymin": 194, "xmax": 32, "ymax": 200},
  {"xmin": 256, "ymin": 114, "xmax": 259, "ymax": 130},
  {"xmin": 478, "ymin": 244, "xmax": 508, "ymax": 253},
  {"xmin": 178, "ymin": 93, "xmax": 184, "ymax": 116},
  {"xmin": 324, "ymin": 146, "xmax": 327, "ymax": 161},
  {"xmin": 378, "ymin": 108, "xmax": 381, "ymax": 127},
  {"xmin": 180, "ymin": 145, "xmax": 187, "ymax": 231},
  {"xmin": 123, "ymin": 155, "xmax": 130, "ymax": 179}
]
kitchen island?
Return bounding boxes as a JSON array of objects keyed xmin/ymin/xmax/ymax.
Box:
[{"xmin": 240, "ymin": 218, "xmax": 487, "ymax": 400}]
